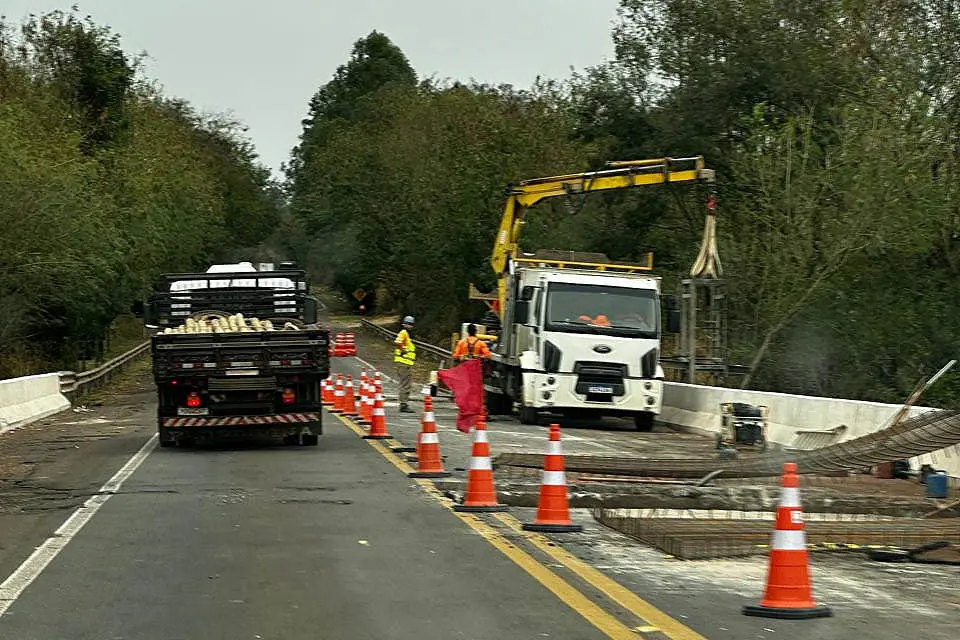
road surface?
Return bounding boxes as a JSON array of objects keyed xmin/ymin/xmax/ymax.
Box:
[{"xmin": 1, "ymin": 355, "xmax": 957, "ymax": 639}]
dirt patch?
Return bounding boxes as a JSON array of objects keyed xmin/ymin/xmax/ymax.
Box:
[{"xmin": 0, "ymin": 359, "xmax": 155, "ymax": 508}]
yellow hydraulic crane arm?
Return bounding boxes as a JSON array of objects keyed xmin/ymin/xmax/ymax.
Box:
[{"xmin": 486, "ymin": 156, "xmax": 716, "ymax": 314}]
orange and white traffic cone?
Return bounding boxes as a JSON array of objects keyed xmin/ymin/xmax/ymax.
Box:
[
  {"xmin": 358, "ymin": 377, "xmax": 372, "ymax": 424},
  {"xmin": 331, "ymin": 375, "xmax": 345, "ymax": 413},
  {"xmin": 408, "ymin": 395, "xmax": 450, "ymax": 478},
  {"xmin": 743, "ymin": 462, "xmax": 832, "ymax": 619},
  {"xmin": 453, "ymin": 414, "xmax": 507, "ymax": 512},
  {"xmin": 321, "ymin": 377, "xmax": 334, "ymax": 406},
  {"xmin": 363, "ymin": 384, "xmax": 391, "ymax": 440},
  {"xmin": 522, "ymin": 424, "xmax": 582, "ymax": 533},
  {"xmin": 344, "ymin": 376, "xmax": 358, "ymax": 416}
]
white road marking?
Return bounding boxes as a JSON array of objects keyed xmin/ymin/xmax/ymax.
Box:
[{"xmin": 0, "ymin": 434, "xmax": 158, "ymax": 617}]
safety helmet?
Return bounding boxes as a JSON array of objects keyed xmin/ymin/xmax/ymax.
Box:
[{"xmin": 402, "ymin": 315, "xmax": 415, "ymax": 325}]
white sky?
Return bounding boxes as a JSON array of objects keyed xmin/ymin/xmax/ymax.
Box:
[{"xmin": 1, "ymin": 1, "xmax": 621, "ymax": 178}]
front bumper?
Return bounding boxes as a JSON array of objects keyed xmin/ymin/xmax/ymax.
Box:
[{"xmin": 522, "ymin": 373, "xmax": 662, "ymax": 413}]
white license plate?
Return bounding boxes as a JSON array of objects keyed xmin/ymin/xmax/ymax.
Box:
[
  {"xmin": 225, "ymin": 369, "xmax": 260, "ymax": 376},
  {"xmin": 588, "ymin": 386, "xmax": 613, "ymax": 394},
  {"xmin": 177, "ymin": 407, "xmax": 209, "ymax": 416}
]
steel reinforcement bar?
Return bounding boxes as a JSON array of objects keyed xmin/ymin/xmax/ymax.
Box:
[{"xmin": 495, "ymin": 409, "xmax": 960, "ymax": 479}]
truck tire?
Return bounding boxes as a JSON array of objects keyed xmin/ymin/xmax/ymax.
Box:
[
  {"xmin": 158, "ymin": 428, "xmax": 176, "ymax": 448},
  {"xmin": 485, "ymin": 390, "xmax": 511, "ymax": 416},
  {"xmin": 519, "ymin": 405, "xmax": 539, "ymax": 425},
  {"xmin": 300, "ymin": 433, "xmax": 319, "ymax": 446},
  {"xmin": 634, "ymin": 413, "xmax": 655, "ymax": 432}
]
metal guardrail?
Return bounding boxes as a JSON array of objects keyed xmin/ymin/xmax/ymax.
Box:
[
  {"xmin": 357, "ymin": 319, "xmax": 453, "ymax": 362},
  {"xmin": 59, "ymin": 340, "xmax": 152, "ymax": 400}
]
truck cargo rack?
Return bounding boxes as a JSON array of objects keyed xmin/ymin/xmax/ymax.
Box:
[{"xmin": 145, "ymin": 270, "xmax": 315, "ymax": 329}]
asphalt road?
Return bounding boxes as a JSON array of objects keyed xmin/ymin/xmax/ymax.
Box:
[
  {"xmin": 0, "ymin": 416, "xmax": 624, "ymax": 640},
  {"xmin": 1, "ymin": 338, "xmax": 956, "ymax": 640}
]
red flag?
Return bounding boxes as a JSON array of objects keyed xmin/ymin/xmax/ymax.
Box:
[{"xmin": 437, "ymin": 359, "xmax": 484, "ymax": 433}]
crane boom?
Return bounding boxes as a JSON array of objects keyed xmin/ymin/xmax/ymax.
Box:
[{"xmin": 482, "ymin": 156, "xmax": 716, "ymax": 315}]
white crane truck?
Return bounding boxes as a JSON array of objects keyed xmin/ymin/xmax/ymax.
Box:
[{"xmin": 471, "ymin": 157, "xmax": 715, "ymax": 430}]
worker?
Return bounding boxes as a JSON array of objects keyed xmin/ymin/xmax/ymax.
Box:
[
  {"xmin": 393, "ymin": 315, "xmax": 417, "ymax": 413},
  {"xmin": 590, "ymin": 314, "xmax": 611, "ymax": 327},
  {"xmin": 453, "ymin": 323, "xmax": 491, "ymax": 362}
]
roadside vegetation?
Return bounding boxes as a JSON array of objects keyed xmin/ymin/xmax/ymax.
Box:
[
  {"xmin": 0, "ymin": 9, "xmax": 280, "ymax": 378},
  {"xmin": 283, "ymin": 2, "xmax": 960, "ymax": 406},
  {"xmin": 5, "ymin": 4, "xmax": 960, "ymax": 408}
]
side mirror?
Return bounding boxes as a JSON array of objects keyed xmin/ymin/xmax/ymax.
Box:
[
  {"xmin": 303, "ymin": 297, "xmax": 319, "ymax": 324},
  {"xmin": 130, "ymin": 300, "xmax": 145, "ymax": 317},
  {"xmin": 143, "ymin": 299, "xmax": 158, "ymax": 328},
  {"xmin": 664, "ymin": 295, "xmax": 681, "ymax": 333}
]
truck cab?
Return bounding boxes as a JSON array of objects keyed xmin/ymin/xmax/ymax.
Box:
[{"xmin": 484, "ymin": 251, "xmax": 678, "ymax": 431}]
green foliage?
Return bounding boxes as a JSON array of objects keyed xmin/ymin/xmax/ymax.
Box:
[
  {"xmin": 0, "ymin": 9, "xmax": 279, "ymax": 377},
  {"xmin": 287, "ymin": 70, "xmax": 598, "ymax": 337},
  {"xmin": 291, "ymin": 5, "xmax": 960, "ymax": 407}
]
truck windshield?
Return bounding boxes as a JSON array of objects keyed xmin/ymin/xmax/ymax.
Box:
[{"xmin": 544, "ymin": 282, "xmax": 658, "ymax": 338}]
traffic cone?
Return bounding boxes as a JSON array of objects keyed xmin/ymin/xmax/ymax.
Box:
[
  {"xmin": 413, "ymin": 391, "xmax": 436, "ymax": 458},
  {"xmin": 344, "ymin": 376, "xmax": 358, "ymax": 416},
  {"xmin": 453, "ymin": 414, "xmax": 507, "ymax": 512},
  {"xmin": 408, "ymin": 395, "xmax": 450, "ymax": 478},
  {"xmin": 363, "ymin": 385, "xmax": 391, "ymax": 440},
  {"xmin": 358, "ymin": 377, "xmax": 372, "ymax": 424},
  {"xmin": 743, "ymin": 462, "xmax": 832, "ymax": 619},
  {"xmin": 331, "ymin": 375, "xmax": 345, "ymax": 413},
  {"xmin": 321, "ymin": 377, "xmax": 334, "ymax": 406},
  {"xmin": 522, "ymin": 424, "xmax": 582, "ymax": 533}
]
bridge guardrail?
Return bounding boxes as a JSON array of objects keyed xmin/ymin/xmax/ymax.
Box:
[
  {"xmin": 358, "ymin": 319, "xmax": 453, "ymax": 361},
  {"xmin": 59, "ymin": 340, "xmax": 151, "ymax": 401}
]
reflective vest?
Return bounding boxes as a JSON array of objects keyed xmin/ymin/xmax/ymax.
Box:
[
  {"xmin": 455, "ymin": 336, "xmax": 489, "ymax": 361},
  {"xmin": 393, "ymin": 329, "xmax": 416, "ymax": 366}
]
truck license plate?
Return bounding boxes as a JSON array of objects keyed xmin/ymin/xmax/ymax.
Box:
[
  {"xmin": 588, "ymin": 385, "xmax": 613, "ymax": 394},
  {"xmin": 177, "ymin": 407, "xmax": 209, "ymax": 416}
]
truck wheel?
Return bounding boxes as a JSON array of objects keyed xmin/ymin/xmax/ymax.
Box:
[
  {"xmin": 485, "ymin": 391, "xmax": 510, "ymax": 416},
  {"xmin": 634, "ymin": 413, "xmax": 655, "ymax": 432},
  {"xmin": 300, "ymin": 433, "xmax": 319, "ymax": 446},
  {"xmin": 518, "ymin": 405, "xmax": 539, "ymax": 425}
]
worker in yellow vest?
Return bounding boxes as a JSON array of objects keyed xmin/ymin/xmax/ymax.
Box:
[{"xmin": 393, "ymin": 315, "xmax": 417, "ymax": 412}]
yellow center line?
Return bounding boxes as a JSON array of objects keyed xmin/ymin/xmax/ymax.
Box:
[
  {"xmin": 492, "ymin": 513, "xmax": 708, "ymax": 640},
  {"xmin": 330, "ymin": 411, "xmax": 642, "ymax": 639}
]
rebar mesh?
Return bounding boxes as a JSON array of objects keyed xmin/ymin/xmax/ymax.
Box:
[{"xmin": 591, "ymin": 508, "xmax": 960, "ymax": 560}]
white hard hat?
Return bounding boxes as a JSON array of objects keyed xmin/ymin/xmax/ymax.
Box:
[{"xmin": 403, "ymin": 315, "xmax": 415, "ymax": 325}]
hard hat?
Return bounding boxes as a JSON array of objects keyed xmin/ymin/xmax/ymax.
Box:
[{"xmin": 403, "ymin": 315, "xmax": 415, "ymax": 325}]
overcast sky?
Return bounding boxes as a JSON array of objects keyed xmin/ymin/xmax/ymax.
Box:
[{"xmin": 2, "ymin": 1, "xmax": 622, "ymax": 179}]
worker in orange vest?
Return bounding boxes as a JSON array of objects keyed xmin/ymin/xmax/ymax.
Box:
[{"xmin": 453, "ymin": 324, "xmax": 492, "ymax": 362}]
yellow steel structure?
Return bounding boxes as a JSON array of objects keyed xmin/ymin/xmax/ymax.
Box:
[{"xmin": 478, "ymin": 156, "xmax": 716, "ymax": 316}]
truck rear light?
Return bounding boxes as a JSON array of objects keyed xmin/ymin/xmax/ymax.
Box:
[
  {"xmin": 186, "ymin": 391, "xmax": 202, "ymax": 407},
  {"xmin": 281, "ymin": 388, "xmax": 296, "ymax": 404}
]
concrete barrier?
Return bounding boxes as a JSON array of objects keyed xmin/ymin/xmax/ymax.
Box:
[
  {"xmin": 661, "ymin": 381, "xmax": 960, "ymax": 478},
  {"xmin": 0, "ymin": 373, "xmax": 71, "ymax": 435}
]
